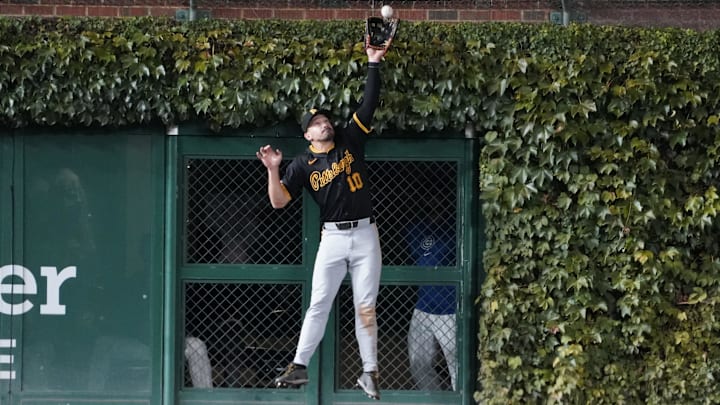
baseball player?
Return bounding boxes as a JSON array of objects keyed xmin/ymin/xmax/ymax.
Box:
[
  {"xmin": 405, "ymin": 211, "xmax": 458, "ymax": 391},
  {"xmin": 255, "ymin": 42, "xmax": 390, "ymax": 400}
]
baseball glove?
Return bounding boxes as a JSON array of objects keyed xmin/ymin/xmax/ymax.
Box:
[{"xmin": 365, "ymin": 16, "xmax": 399, "ymax": 51}]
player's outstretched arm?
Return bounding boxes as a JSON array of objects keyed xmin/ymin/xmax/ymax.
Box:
[
  {"xmin": 257, "ymin": 145, "xmax": 291, "ymax": 208},
  {"xmin": 352, "ymin": 49, "xmax": 383, "ymax": 132}
]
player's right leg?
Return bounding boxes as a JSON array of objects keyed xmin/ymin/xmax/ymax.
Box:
[
  {"xmin": 348, "ymin": 223, "xmax": 382, "ymax": 399},
  {"xmin": 274, "ymin": 228, "xmax": 349, "ymax": 387},
  {"xmin": 433, "ymin": 313, "xmax": 458, "ymax": 391}
]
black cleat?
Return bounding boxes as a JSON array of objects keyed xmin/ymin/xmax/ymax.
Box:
[
  {"xmin": 356, "ymin": 371, "xmax": 380, "ymax": 400},
  {"xmin": 273, "ymin": 363, "xmax": 309, "ymax": 387}
]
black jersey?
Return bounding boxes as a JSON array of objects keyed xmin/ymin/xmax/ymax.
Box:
[
  {"xmin": 280, "ymin": 62, "xmax": 381, "ymax": 223},
  {"xmin": 281, "ymin": 113, "xmax": 373, "ymax": 222}
]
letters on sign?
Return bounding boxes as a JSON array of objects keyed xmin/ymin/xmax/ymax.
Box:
[{"xmin": 0, "ymin": 264, "xmax": 77, "ymax": 380}]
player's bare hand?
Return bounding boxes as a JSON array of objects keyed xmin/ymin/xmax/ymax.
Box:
[
  {"xmin": 366, "ymin": 46, "xmax": 387, "ymax": 63},
  {"xmin": 256, "ymin": 145, "xmax": 283, "ymax": 169}
]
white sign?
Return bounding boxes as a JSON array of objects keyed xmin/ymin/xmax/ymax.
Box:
[
  {"xmin": 0, "ymin": 339, "xmax": 16, "ymax": 380},
  {"xmin": 0, "ymin": 264, "xmax": 77, "ymax": 380},
  {"xmin": 0, "ymin": 264, "xmax": 76, "ymax": 315}
]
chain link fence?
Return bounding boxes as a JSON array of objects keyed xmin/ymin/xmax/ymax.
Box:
[
  {"xmin": 185, "ymin": 158, "xmax": 303, "ymax": 265},
  {"xmin": 184, "ymin": 282, "xmax": 303, "ymax": 388},
  {"xmin": 338, "ymin": 284, "xmax": 458, "ymax": 390},
  {"xmin": 181, "ymin": 156, "xmax": 460, "ymax": 391}
]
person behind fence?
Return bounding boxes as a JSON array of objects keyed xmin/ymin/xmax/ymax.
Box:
[
  {"xmin": 185, "ymin": 336, "xmax": 213, "ymax": 388},
  {"xmin": 405, "ymin": 202, "xmax": 458, "ymax": 391},
  {"xmin": 255, "ymin": 38, "xmax": 391, "ymax": 400}
]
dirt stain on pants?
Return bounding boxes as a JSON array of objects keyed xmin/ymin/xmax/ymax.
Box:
[{"xmin": 359, "ymin": 305, "xmax": 377, "ymax": 335}]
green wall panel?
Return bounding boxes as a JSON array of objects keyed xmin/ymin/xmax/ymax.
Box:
[
  {"xmin": 0, "ymin": 131, "xmax": 12, "ymax": 399},
  {"xmin": 14, "ymin": 400, "xmax": 151, "ymax": 405},
  {"xmin": 0, "ymin": 130, "xmax": 164, "ymax": 404}
]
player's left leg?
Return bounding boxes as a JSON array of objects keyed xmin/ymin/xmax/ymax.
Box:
[
  {"xmin": 408, "ymin": 309, "xmax": 442, "ymax": 390},
  {"xmin": 432, "ymin": 313, "xmax": 458, "ymax": 391},
  {"xmin": 348, "ymin": 222, "xmax": 382, "ymax": 399}
]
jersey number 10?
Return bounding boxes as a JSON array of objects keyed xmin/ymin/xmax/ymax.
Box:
[{"xmin": 346, "ymin": 172, "xmax": 364, "ymax": 192}]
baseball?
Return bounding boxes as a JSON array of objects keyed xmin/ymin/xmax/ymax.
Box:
[{"xmin": 381, "ymin": 5, "xmax": 394, "ymax": 19}]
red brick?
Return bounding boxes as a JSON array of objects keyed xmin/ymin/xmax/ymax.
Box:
[
  {"xmin": 699, "ymin": 8, "xmax": 720, "ymax": 23},
  {"xmin": 0, "ymin": 2, "xmax": 718, "ymax": 31},
  {"xmin": 24, "ymin": 5, "xmax": 55, "ymax": 16},
  {"xmin": 274, "ymin": 9, "xmax": 304, "ymax": 20},
  {"xmin": 459, "ymin": 10, "xmax": 491, "ymax": 22},
  {"xmin": 637, "ymin": 8, "xmax": 697, "ymax": 26},
  {"xmin": 88, "ymin": 6, "xmax": 118, "ymax": 17},
  {"xmin": 335, "ymin": 9, "xmax": 369, "ymax": 20},
  {"xmin": 122, "ymin": 7, "xmax": 149, "ymax": 17},
  {"xmin": 0, "ymin": 5, "xmax": 23, "ymax": 15},
  {"xmin": 243, "ymin": 8, "xmax": 272, "ymax": 20},
  {"xmin": 110, "ymin": 0, "xmax": 172, "ymax": 5},
  {"xmin": 304, "ymin": 9, "xmax": 334, "ymax": 20},
  {"xmin": 522, "ymin": 9, "xmax": 547, "ymax": 22},
  {"xmin": 586, "ymin": 8, "xmax": 623, "ymax": 26},
  {"xmin": 213, "ymin": 8, "xmax": 243, "ymax": 19},
  {"xmin": 57, "ymin": 5, "xmax": 86, "ymax": 16},
  {"xmin": 393, "ymin": 9, "xmax": 426, "ymax": 21},
  {"xmin": 429, "ymin": 10, "xmax": 458, "ymax": 21},
  {"xmin": 148, "ymin": 7, "xmax": 175, "ymax": 17},
  {"xmin": 491, "ymin": 9, "xmax": 522, "ymax": 21}
]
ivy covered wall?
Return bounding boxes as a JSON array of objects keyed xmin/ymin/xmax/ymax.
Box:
[
  {"xmin": 1, "ymin": 17, "xmax": 719, "ymax": 404},
  {"xmin": 475, "ymin": 25, "xmax": 720, "ymax": 404}
]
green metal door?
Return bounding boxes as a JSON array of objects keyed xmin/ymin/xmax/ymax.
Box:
[
  {"xmin": 172, "ymin": 127, "xmax": 312, "ymax": 405},
  {"xmin": 173, "ymin": 126, "xmax": 480, "ymax": 405}
]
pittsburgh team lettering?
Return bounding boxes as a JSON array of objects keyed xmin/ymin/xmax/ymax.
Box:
[{"xmin": 309, "ymin": 150, "xmax": 355, "ymax": 191}]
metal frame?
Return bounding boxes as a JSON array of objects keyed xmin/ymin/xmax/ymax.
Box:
[{"xmin": 173, "ymin": 128, "xmax": 481, "ymax": 405}]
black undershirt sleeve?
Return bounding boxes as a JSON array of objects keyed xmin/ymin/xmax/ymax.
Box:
[{"xmin": 354, "ymin": 62, "xmax": 381, "ymax": 128}]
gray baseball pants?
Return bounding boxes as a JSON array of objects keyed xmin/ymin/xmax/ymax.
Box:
[{"xmin": 293, "ymin": 218, "xmax": 382, "ymax": 373}]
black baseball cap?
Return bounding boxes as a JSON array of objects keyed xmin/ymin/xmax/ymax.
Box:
[{"xmin": 301, "ymin": 108, "xmax": 332, "ymax": 132}]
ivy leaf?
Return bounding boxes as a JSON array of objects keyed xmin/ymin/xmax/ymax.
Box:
[
  {"xmin": 517, "ymin": 58, "xmax": 528, "ymax": 74},
  {"xmin": 508, "ymin": 356, "xmax": 523, "ymax": 369},
  {"xmin": 632, "ymin": 250, "xmax": 653, "ymax": 264},
  {"xmin": 687, "ymin": 288, "xmax": 707, "ymax": 305},
  {"xmin": 154, "ymin": 65, "xmax": 166, "ymax": 78},
  {"xmin": 411, "ymin": 95, "xmax": 441, "ymax": 117},
  {"xmin": 175, "ymin": 59, "xmax": 190, "ymax": 73},
  {"xmin": 193, "ymin": 98, "xmax": 211, "ymax": 114},
  {"xmin": 194, "ymin": 60, "xmax": 208, "ymax": 74},
  {"xmin": 570, "ymin": 99, "xmax": 597, "ymax": 119}
]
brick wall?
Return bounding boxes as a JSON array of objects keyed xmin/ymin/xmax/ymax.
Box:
[{"xmin": 0, "ymin": 1, "xmax": 717, "ymax": 30}]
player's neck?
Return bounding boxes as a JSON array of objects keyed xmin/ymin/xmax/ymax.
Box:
[{"xmin": 310, "ymin": 140, "xmax": 335, "ymax": 154}]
